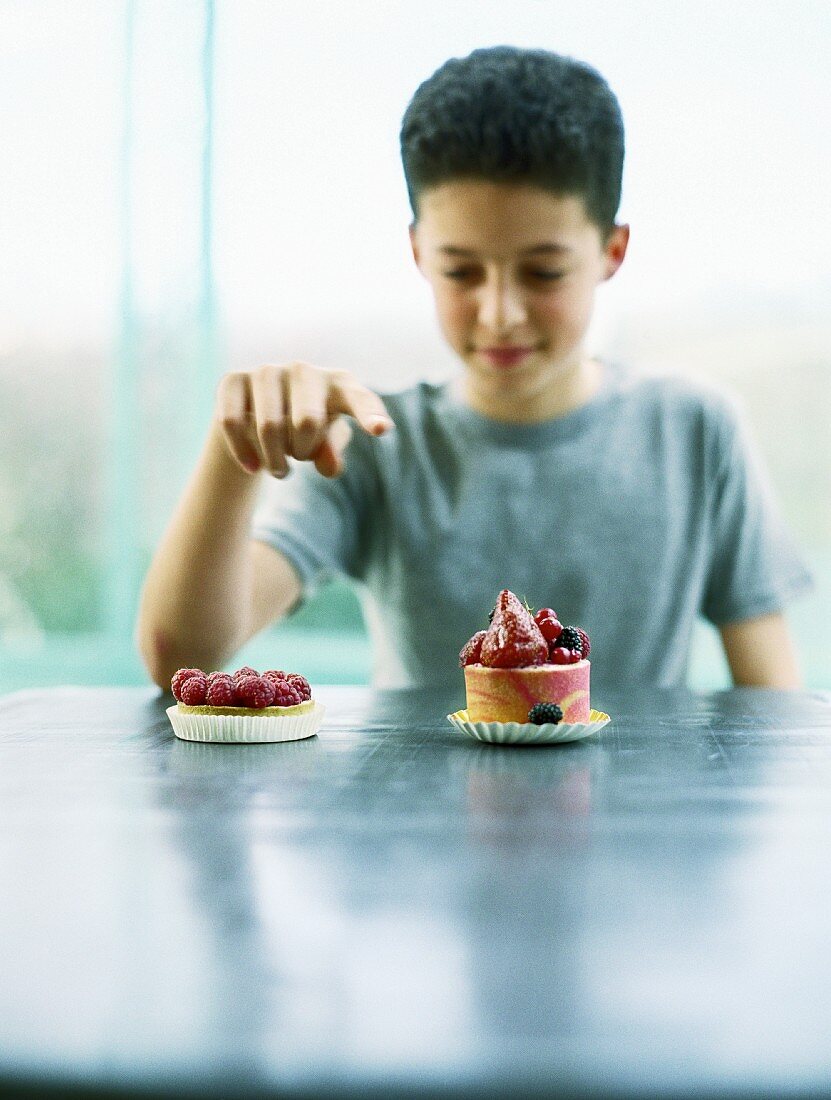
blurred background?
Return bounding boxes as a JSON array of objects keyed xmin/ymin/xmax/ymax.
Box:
[{"xmin": 1, "ymin": 0, "xmax": 828, "ymax": 692}]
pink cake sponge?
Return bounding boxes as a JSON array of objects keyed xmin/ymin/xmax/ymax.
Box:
[{"xmin": 464, "ymin": 661, "xmax": 590, "ymax": 723}]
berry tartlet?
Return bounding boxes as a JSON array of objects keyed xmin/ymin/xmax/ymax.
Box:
[
  {"xmin": 459, "ymin": 590, "xmax": 591, "ymax": 724},
  {"xmin": 166, "ymin": 666, "xmax": 325, "ymax": 743}
]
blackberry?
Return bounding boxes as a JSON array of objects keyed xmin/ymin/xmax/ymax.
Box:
[
  {"xmin": 528, "ymin": 702, "xmax": 564, "ymax": 725},
  {"xmin": 558, "ymin": 626, "xmax": 584, "ymax": 656}
]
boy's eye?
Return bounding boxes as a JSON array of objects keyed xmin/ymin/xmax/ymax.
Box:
[{"xmin": 441, "ymin": 269, "xmax": 566, "ymax": 282}]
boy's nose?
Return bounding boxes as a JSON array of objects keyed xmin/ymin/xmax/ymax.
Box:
[{"xmin": 476, "ymin": 277, "xmax": 528, "ymax": 331}]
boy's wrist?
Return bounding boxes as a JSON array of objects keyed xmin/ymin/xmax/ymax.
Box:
[{"xmin": 205, "ymin": 419, "xmax": 260, "ymax": 488}]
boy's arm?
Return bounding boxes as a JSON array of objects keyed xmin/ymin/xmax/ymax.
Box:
[
  {"xmin": 136, "ymin": 363, "xmax": 393, "ymax": 689},
  {"xmin": 718, "ymin": 611, "xmax": 803, "ymax": 689},
  {"xmin": 135, "ymin": 423, "xmax": 303, "ymax": 688}
]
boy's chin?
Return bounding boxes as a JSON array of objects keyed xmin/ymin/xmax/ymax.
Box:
[{"xmin": 462, "ymin": 351, "xmax": 545, "ymax": 380}]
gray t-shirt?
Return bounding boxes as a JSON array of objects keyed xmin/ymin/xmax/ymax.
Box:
[{"xmin": 251, "ymin": 361, "xmax": 813, "ymax": 691}]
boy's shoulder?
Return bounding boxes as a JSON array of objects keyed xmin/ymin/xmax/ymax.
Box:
[
  {"xmin": 612, "ymin": 360, "xmax": 735, "ymax": 404},
  {"xmin": 610, "ymin": 361, "xmax": 744, "ymax": 428},
  {"xmin": 373, "ymin": 378, "xmax": 449, "ymax": 412}
]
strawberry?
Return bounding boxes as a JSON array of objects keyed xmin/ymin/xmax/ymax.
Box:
[
  {"xmin": 480, "ymin": 589, "xmax": 549, "ymax": 669},
  {"xmin": 459, "ymin": 629, "xmax": 487, "ymax": 667}
]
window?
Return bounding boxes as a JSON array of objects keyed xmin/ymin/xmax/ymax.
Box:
[{"xmin": 2, "ymin": 1, "xmax": 828, "ymax": 690}]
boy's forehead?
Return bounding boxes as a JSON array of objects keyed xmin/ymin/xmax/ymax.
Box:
[{"xmin": 415, "ymin": 180, "xmax": 594, "ymax": 252}]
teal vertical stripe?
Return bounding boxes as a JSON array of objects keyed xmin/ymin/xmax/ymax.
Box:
[
  {"xmin": 109, "ymin": 0, "xmax": 139, "ymax": 640},
  {"xmin": 198, "ymin": 0, "xmax": 219, "ymax": 436},
  {"xmin": 110, "ymin": 0, "xmax": 217, "ymax": 643}
]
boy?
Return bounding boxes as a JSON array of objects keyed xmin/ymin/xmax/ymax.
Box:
[{"xmin": 137, "ymin": 46, "xmax": 812, "ymax": 692}]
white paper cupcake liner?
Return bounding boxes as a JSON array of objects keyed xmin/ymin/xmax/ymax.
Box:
[
  {"xmin": 447, "ymin": 708, "xmax": 610, "ymax": 745},
  {"xmin": 166, "ymin": 700, "xmax": 326, "ymax": 744}
]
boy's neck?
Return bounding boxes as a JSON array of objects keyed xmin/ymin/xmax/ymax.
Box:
[{"xmin": 455, "ymin": 354, "xmax": 604, "ymax": 424}]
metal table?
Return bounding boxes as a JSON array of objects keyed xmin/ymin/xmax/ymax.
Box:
[{"xmin": 1, "ymin": 683, "xmax": 830, "ymax": 1099}]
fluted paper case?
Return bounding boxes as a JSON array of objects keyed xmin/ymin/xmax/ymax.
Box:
[
  {"xmin": 448, "ymin": 708, "xmax": 610, "ymax": 745},
  {"xmin": 167, "ymin": 700, "xmax": 326, "ymax": 744}
]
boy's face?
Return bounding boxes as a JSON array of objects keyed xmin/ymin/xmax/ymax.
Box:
[{"xmin": 409, "ymin": 180, "xmax": 629, "ymax": 419}]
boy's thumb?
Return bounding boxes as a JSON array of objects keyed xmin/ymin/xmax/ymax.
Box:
[{"xmin": 314, "ymin": 419, "xmax": 352, "ymax": 477}]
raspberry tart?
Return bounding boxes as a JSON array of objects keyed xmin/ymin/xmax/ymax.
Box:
[
  {"xmin": 458, "ymin": 589, "xmax": 591, "ymax": 724},
  {"xmin": 166, "ymin": 666, "xmax": 325, "ymax": 743}
]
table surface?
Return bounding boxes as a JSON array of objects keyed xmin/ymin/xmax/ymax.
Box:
[{"xmin": 1, "ymin": 684, "xmax": 831, "ymax": 1100}]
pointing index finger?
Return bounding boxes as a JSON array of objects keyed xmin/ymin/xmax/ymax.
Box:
[
  {"xmin": 364, "ymin": 414, "xmax": 395, "ymax": 436},
  {"xmin": 327, "ymin": 377, "xmax": 394, "ymax": 436}
]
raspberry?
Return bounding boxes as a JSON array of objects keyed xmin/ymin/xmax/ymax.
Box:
[
  {"xmin": 287, "ymin": 673, "xmax": 312, "ymax": 701},
  {"xmin": 232, "ymin": 666, "xmax": 259, "ymax": 685},
  {"xmin": 171, "ymin": 668, "xmax": 202, "ymax": 700},
  {"xmin": 235, "ymin": 675, "xmax": 276, "ymax": 708},
  {"xmin": 480, "ymin": 590, "xmax": 548, "ymax": 669},
  {"xmin": 262, "ymin": 669, "xmax": 287, "ymax": 683},
  {"xmin": 459, "ymin": 629, "xmax": 487, "ymax": 667},
  {"xmin": 528, "ymin": 702, "xmax": 563, "ymax": 725},
  {"xmin": 206, "ymin": 674, "xmax": 235, "ymax": 707},
  {"xmin": 576, "ymin": 628, "xmax": 591, "ymax": 660},
  {"xmin": 557, "ymin": 627, "xmax": 584, "ymax": 657},
  {"xmin": 272, "ymin": 679, "xmax": 302, "ymax": 707},
  {"xmin": 180, "ymin": 673, "xmax": 208, "ymax": 706}
]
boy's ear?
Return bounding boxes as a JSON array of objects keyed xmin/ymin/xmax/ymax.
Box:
[
  {"xmin": 602, "ymin": 223, "xmax": 630, "ymax": 281},
  {"xmin": 409, "ymin": 222, "xmax": 422, "ymax": 270}
]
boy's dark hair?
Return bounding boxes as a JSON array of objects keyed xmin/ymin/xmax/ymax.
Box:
[{"xmin": 400, "ymin": 45, "xmax": 625, "ymax": 239}]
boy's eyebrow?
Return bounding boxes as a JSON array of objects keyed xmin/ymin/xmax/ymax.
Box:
[{"xmin": 437, "ymin": 243, "xmax": 574, "ymax": 256}]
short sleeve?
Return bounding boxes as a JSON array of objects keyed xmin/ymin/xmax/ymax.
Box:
[
  {"xmin": 701, "ymin": 394, "xmax": 814, "ymax": 625},
  {"xmin": 250, "ymin": 426, "xmax": 380, "ymax": 607}
]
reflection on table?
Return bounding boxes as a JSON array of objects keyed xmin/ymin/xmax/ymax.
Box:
[{"xmin": 1, "ymin": 683, "xmax": 830, "ymax": 1098}]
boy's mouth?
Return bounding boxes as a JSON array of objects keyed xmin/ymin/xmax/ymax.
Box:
[{"xmin": 478, "ymin": 346, "xmax": 536, "ymax": 368}]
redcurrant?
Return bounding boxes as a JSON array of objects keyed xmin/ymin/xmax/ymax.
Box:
[{"xmin": 536, "ymin": 615, "xmax": 563, "ymax": 643}]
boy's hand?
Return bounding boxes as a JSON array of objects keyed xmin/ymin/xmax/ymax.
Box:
[{"xmin": 215, "ymin": 362, "xmax": 394, "ymax": 479}]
